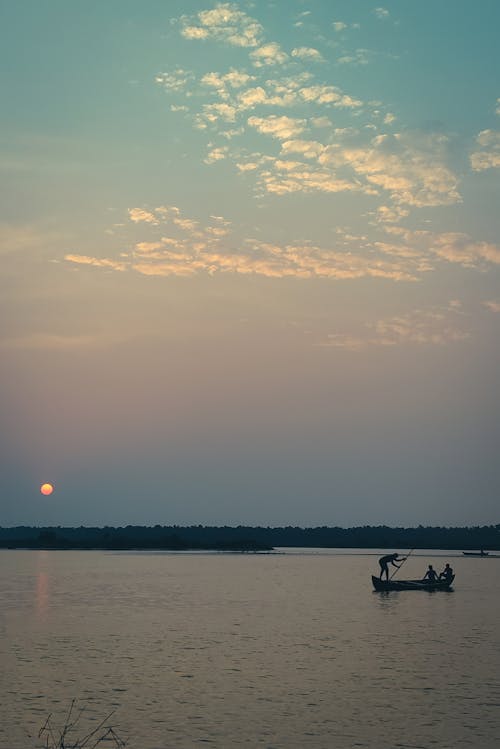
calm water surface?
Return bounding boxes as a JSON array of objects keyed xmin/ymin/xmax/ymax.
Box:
[{"xmin": 1, "ymin": 549, "xmax": 499, "ymax": 748}]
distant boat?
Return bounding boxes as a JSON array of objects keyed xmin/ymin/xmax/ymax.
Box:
[
  {"xmin": 462, "ymin": 550, "xmax": 499, "ymax": 557},
  {"xmin": 371, "ymin": 575, "xmax": 455, "ymax": 592}
]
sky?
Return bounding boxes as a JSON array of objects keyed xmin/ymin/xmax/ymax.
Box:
[{"xmin": 1, "ymin": 0, "xmax": 499, "ymax": 528}]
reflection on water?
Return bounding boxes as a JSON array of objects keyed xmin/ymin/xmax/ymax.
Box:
[
  {"xmin": 0, "ymin": 549, "xmax": 499, "ymax": 748},
  {"xmin": 35, "ymin": 552, "xmax": 50, "ymax": 619}
]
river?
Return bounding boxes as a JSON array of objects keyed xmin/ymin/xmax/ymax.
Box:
[{"xmin": 1, "ymin": 548, "xmax": 499, "ymax": 748}]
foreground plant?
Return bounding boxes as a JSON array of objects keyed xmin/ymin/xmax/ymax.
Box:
[{"xmin": 37, "ymin": 700, "xmax": 126, "ymax": 748}]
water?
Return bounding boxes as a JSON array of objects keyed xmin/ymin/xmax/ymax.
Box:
[{"xmin": 1, "ymin": 549, "xmax": 499, "ymax": 748}]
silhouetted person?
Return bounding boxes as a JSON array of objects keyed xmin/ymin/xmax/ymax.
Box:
[
  {"xmin": 422, "ymin": 564, "xmax": 438, "ymax": 583},
  {"xmin": 379, "ymin": 553, "xmax": 405, "ymax": 580},
  {"xmin": 439, "ymin": 563, "xmax": 453, "ymax": 582}
]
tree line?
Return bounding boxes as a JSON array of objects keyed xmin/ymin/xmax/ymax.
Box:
[{"xmin": 0, "ymin": 524, "xmax": 499, "ymax": 550}]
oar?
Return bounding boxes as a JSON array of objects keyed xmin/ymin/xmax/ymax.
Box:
[{"xmin": 390, "ymin": 548, "xmax": 415, "ymax": 580}]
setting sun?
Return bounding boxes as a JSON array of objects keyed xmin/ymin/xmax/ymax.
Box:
[{"xmin": 40, "ymin": 483, "xmax": 54, "ymax": 496}]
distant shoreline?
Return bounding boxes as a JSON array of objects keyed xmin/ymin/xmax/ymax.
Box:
[{"xmin": 1, "ymin": 524, "xmax": 499, "ymax": 552}]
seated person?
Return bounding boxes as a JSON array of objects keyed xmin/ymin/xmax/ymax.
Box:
[
  {"xmin": 422, "ymin": 564, "xmax": 438, "ymax": 582},
  {"xmin": 439, "ymin": 563, "xmax": 453, "ymax": 582}
]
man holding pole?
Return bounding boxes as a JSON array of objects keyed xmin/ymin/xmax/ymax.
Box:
[{"xmin": 378, "ymin": 552, "xmax": 406, "ymax": 580}]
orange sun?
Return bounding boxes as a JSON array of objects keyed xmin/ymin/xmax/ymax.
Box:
[{"xmin": 40, "ymin": 483, "xmax": 54, "ymax": 496}]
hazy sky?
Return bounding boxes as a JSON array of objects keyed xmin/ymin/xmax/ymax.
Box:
[{"xmin": 1, "ymin": 0, "xmax": 499, "ymax": 527}]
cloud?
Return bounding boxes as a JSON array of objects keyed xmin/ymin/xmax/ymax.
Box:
[
  {"xmin": 248, "ymin": 115, "xmax": 306, "ymax": 140},
  {"xmin": 240, "ymin": 129, "xmax": 459, "ymax": 206},
  {"xmin": 64, "ymin": 201, "xmax": 500, "ymax": 291},
  {"xmin": 375, "ymin": 204, "xmax": 410, "ymax": 224},
  {"xmin": 337, "ymin": 49, "xmax": 371, "ymax": 66},
  {"xmin": 280, "ymin": 139, "xmax": 325, "ymax": 158},
  {"xmin": 373, "ymin": 7, "xmax": 390, "ymax": 19},
  {"xmin": 204, "ymin": 145, "xmax": 229, "ymax": 164},
  {"xmin": 323, "ymin": 303, "xmax": 469, "ymax": 350},
  {"xmin": 236, "ymin": 161, "xmax": 260, "ymax": 172},
  {"xmin": 155, "ymin": 69, "xmax": 194, "ymax": 93},
  {"xmin": 180, "ymin": 3, "xmax": 263, "ymax": 47},
  {"xmin": 128, "ymin": 208, "xmax": 159, "ymax": 224},
  {"xmin": 201, "ymin": 102, "xmax": 238, "ymax": 123},
  {"xmin": 64, "ymin": 254, "xmax": 128, "ymax": 272},
  {"xmin": 332, "ymin": 20, "xmax": 361, "ymax": 33},
  {"xmin": 483, "ymin": 300, "xmax": 500, "ymax": 313},
  {"xmin": 470, "ymin": 129, "xmax": 500, "ymax": 171},
  {"xmin": 291, "ymin": 47, "xmax": 324, "ymax": 62},
  {"xmin": 250, "ymin": 42, "xmax": 288, "ymax": 67},
  {"xmin": 201, "ymin": 69, "xmax": 255, "ymax": 95},
  {"xmin": 298, "ymin": 85, "xmax": 362, "ymax": 107},
  {"xmin": 254, "ymin": 161, "xmax": 362, "ymax": 197},
  {"xmin": 320, "ymin": 131, "xmax": 461, "ymax": 207},
  {"xmin": 64, "ymin": 205, "xmax": 428, "ymax": 282},
  {"xmin": 373, "ymin": 226, "xmax": 500, "ymax": 270},
  {"xmin": 431, "ymin": 232, "xmax": 500, "ymax": 266}
]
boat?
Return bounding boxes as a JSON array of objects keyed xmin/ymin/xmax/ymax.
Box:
[
  {"xmin": 462, "ymin": 551, "xmax": 499, "ymax": 557},
  {"xmin": 371, "ymin": 575, "xmax": 455, "ymax": 591}
]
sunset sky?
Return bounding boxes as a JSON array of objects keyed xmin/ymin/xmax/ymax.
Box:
[{"xmin": 1, "ymin": 0, "xmax": 499, "ymax": 527}]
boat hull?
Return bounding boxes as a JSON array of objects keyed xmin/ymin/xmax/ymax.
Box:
[
  {"xmin": 372, "ymin": 575, "xmax": 454, "ymax": 591},
  {"xmin": 462, "ymin": 551, "xmax": 498, "ymax": 557}
]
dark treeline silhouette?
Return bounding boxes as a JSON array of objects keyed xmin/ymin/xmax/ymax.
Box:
[{"xmin": 0, "ymin": 524, "xmax": 499, "ymax": 550}]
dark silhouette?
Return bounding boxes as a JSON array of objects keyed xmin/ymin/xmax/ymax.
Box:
[
  {"xmin": 378, "ymin": 552, "xmax": 405, "ymax": 580},
  {"xmin": 422, "ymin": 564, "xmax": 438, "ymax": 582},
  {"xmin": 1, "ymin": 524, "xmax": 500, "ymax": 551},
  {"xmin": 439, "ymin": 563, "xmax": 454, "ymax": 582}
]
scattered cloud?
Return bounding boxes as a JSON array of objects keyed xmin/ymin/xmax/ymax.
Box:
[
  {"xmin": 128, "ymin": 208, "xmax": 159, "ymax": 225},
  {"xmin": 248, "ymin": 115, "xmax": 306, "ymax": 140},
  {"xmin": 146, "ymin": 4, "xmax": 499, "ymax": 292},
  {"xmin": 483, "ymin": 300, "xmax": 500, "ymax": 313},
  {"xmin": 291, "ymin": 47, "xmax": 324, "ymax": 62},
  {"xmin": 332, "ymin": 20, "xmax": 360, "ymax": 32},
  {"xmin": 337, "ymin": 49, "xmax": 372, "ymax": 66},
  {"xmin": 63, "ymin": 200, "xmax": 500, "ymax": 294},
  {"xmin": 470, "ymin": 129, "xmax": 500, "ymax": 171},
  {"xmin": 180, "ymin": 3, "xmax": 263, "ymax": 47},
  {"xmin": 204, "ymin": 145, "xmax": 229, "ymax": 164},
  {"xmin": 241, "ymin": 129, "xmax": 460, "ymax": 206},
  {"xmin": 155, "ymin": 69, "xmax": 194, "ymax": 93},
  {"xmin": 375, "ymin": 205, "xmax": 410, "ymax": 224},
  {"xmin": 431, "ymin": 232, "xmax": 500, "ymax": 266},
  {"xmin": 64, "ymin": 205, "xmax": 427, "ymax": 282},
  {"xmin": 320, "ymin": 131, "xmax": 461, "ymax": 207},
  {"xmin": 250, "ymin": 42, "xmax": 288, "ymax": 67},
  {"xmin": 64, "ymin": 254, "xmax": 128, "ymax": 272},
  {"xmin": 201, "ymin": 69, "xmax": 255, "ymax": 93},
  {"xmin": 323, "ymin": 303, "xmax": 469, "ymax": 350}
]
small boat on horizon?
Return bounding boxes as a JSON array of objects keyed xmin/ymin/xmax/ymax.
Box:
[
  {"xmin": 462, "ymin": 550, "xmax": 499, "ymax": 557},
  {"xmin": 371, "ymin": 575, "xmax": 455, "ymax": 592}
]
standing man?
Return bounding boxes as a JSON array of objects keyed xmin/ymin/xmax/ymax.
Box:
[{"xmin": 379, "ymin": 552, "xmax": 406, "ymax": 580}]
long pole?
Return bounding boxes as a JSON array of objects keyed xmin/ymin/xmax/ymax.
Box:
[{"xmin": 390, "ymin": 548, "xmax": 415, "ymax": 580}]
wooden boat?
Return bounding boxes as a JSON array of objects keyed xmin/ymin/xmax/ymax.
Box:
[
  {"xmin": 462, "ymin": 551, "xmax": 499, "ymax": 557},
  {"xmin": 372, "ymin": 574, "xmax": 455, "ymax": 591},
  {"xmin": 463, "ymin": 551, "xmax": 488, "ymax": 556}
]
